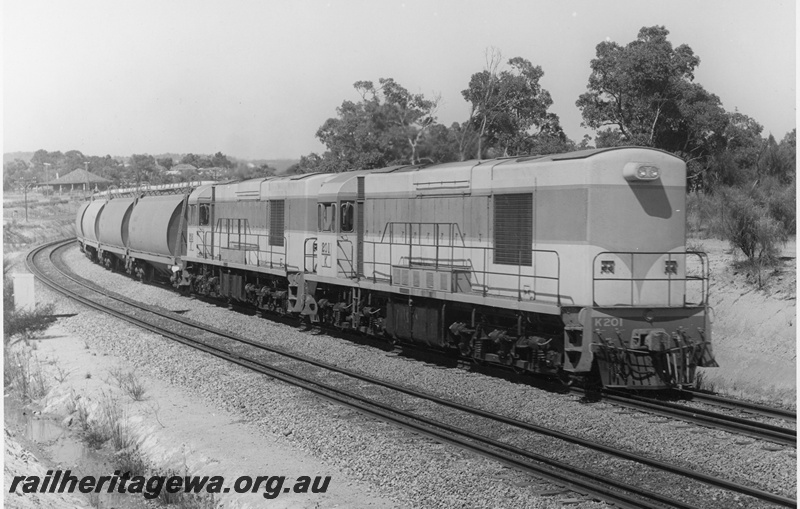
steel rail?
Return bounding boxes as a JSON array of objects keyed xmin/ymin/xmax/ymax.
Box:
[
  {"xmin": 599, "ymin": 389, "xmax": 796, "ymax": 448},
  {"xmin": 675, "ymin": 388, "xmax": 797, "ymax": 422}
]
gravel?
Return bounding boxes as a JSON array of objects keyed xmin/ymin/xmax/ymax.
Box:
[{"xmin": 32, "ymin": 246, "xmax": 798, "ymax": 507}]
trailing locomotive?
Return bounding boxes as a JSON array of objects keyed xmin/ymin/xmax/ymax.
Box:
[{"xmin": 76, "ymin": 147, "xmax": 717, "ymax": 388}]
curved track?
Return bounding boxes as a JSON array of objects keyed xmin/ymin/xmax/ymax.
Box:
[{"xmin": 29, "ymin": 239, "xmax": 797, "ymax": 509}]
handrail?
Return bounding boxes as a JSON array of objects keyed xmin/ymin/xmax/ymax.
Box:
[
  {"xmin": 304, "ymin": 237, "xmax": 317, "ymax": 273},
  {"xmin": 194, "ymin": 230, "xmax": 289, "ymax": 270},
  {"xmin": 379, "ymin": 222, "xmax": 466, "ymax": 247},
  {"xmin": 362, "ymin": 238, "xmax": 561, "ymax": 305}
]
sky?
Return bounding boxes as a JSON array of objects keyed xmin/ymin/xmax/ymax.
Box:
[{"xmin": 3, "ymin": 0, "xmax": 796, "ymax": 160}]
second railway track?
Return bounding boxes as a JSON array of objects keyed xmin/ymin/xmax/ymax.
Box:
[{"xmin": 29, "ymin": 239, "xmax": 797, "ymax": 509}]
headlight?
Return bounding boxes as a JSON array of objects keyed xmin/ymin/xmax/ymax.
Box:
[{"xmin": 623, "ymin": 163, "xmax": 661, "ymax": 181}]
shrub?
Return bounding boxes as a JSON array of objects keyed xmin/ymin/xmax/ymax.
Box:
[
  {"xmin": 4, "ymin": 347, "xmax": 49, "ymax": 401},
  {"xmin": 752, "ymin": 175, "xmax": 796, "ymax": 235},
  {"xmin": 687, "ymin": 191, "xmax": 727, "ymax": 238},
  {"xmin": 108, "ymin": 367, "xmax": 148, "ymax": 401},
  {"xmin": 722, "ymin": 186, "xmax": 787, "ymax": 263},
  {"xmin": 3, "ymin": 304, "xmax": 56, "ymax": 342}
]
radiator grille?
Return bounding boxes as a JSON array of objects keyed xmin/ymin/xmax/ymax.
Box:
[
  {"xmin": 269, "ymin": 200, "xmax": 285, "ymax": 246},
  {"xmin": 494, "ymin": 193, "xmax": 532, "ymax": 266}
]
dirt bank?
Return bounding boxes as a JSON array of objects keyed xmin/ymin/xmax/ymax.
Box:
[{"xmin": 693, "ymin": 238, "xmax": 796, "ymax": 407}]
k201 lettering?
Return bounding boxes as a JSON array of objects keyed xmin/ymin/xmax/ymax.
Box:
[{"xmin": 594, "ymin": 317, "xmax": 623, "ymax": 327}]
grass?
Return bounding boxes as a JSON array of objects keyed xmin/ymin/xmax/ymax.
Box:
[
  {"xmin": 53, "ymin": 364, "xmax": 73, "ymax": 383},
  {"xmin": 76, "ymin": 400, "xmax": 112, "ymax": 449},
  {"xmin": 107, "ymin": 366, "xmax": 148, "ymax": 401},
  {"xmin": 3, "ymin": 346, "xmax": 50, "ymax": 402},
  {"xmin": 3, "ymin": 196, "xmax": 82, "ymax": 253},
  {"xmin": 693, "ymin": 371, "xmax": 715, "ymax": 393},
  {"xmin": 69, "ymin": 390, "xmax": 217, "ymax": 508}
]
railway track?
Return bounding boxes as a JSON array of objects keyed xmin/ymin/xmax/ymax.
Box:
[
  {"xmin": 581, "ymin": 388, "xmax": 796, "ymax": 449},
  {"xmin": 675, "ymin": 388, "xmax": 797, "ymax": 422},
  {"xmin": 29, "ymin": 239, "xmax": 796, "ymax": 509}
]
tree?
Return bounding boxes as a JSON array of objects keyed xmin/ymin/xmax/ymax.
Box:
[
  {"xmin": 211, "ymin": 151, "xmax": 234, "ymax": 169},
  {"xmin": 578, "ymin": 26, "xmax": 699, "ymax": 144},
  {"xmin": 316, "ymin": 98, "xmax": 389, "ymax": 172},
  {"xmin": 30, "ymin": 149, "xmax": 63, "ymax": 178},
  {"xmin": 697, "ymin": 111, "xmax": 763, "ymax": 190},
  {"xmin": 180, "ymin": 153, "xmax": 202, "ymax": 167},
  {"xmin": 577, "ymin": 26, "xmax": 728, "ymax": 185},
  {"xmin": 157, "ymin": 157, "xmax": 174, "ymax": 170},
  {"xmin": 314, "ymin": 78, "xmax": 440, "ymax": 172},
  {"xmin": 129, "ymin": 154, "xmax": 158, "ymax": 185},
  {"xmin": 577, "ymin": 135, "xmax": 594, "ymax": 150},
  {"xmin": 2, "ymin": 159, "xmax": 32, "ymax": 191},
  {"xmin": 779, "ymin": 129, "xmax": 796, "ymax": 165},
  {"xmin": 417, "ymin": 123, "xmax": 464, "ymax": 164},
  {"xmin": 356, "ymin": 79, "xmax": 439, "ymax": 164},
  {"xmin": 759, "ymin": 133, "xmax": 795, "ymax": 184},
  {"xmin": 462, "ymin": 50, "xmax": 560, "ymax": 158},
  {"xmin": 62, "ymin": 150, "xmax": 86, "ymax": 173}
]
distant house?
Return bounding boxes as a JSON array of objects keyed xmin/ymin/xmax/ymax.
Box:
[{"xmin": 41, "ymin": 168, "xmax": 111, "ymax": 193}]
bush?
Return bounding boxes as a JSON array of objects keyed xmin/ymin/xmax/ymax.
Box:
[
  {"xmin": 4, "ymin": 347, "xmax": 49, "ymax": 401},
  {"xmin": 722, "ymin": 186, "xmax": 787, "ymax": 263},
  {"xmin": 4, "ymin": 304, "xmax": 56, "ymax": 342},
  {"xmin": 107, "ymin": 367, "xmax": 148, "ymax": 401},
  {"xmin": 688, "ymin": 174, "xmax": 795, "ymax": 263},
  {"xmin": 687, "ymin": 191, "xmax": 727, "ymax": 238},
  {"xmin": 752, "ymin": 175, "xmax": 796, "ymax": 235}
]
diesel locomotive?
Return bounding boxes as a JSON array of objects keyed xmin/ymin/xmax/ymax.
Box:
[{"xmin": 76, "ymin": 146, "xmax": 717, "ymax": 388}]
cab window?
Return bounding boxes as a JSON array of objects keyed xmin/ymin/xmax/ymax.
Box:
[
  {"xmin": 318, "ymin": 203, "xmax": 337, "ymax": 232},
  {"xmin": 199, "ymin": 204, "xmax": 210, "ymax": 226},
  {"xmin": 341, "ymin": 202, "xmax": 354, "ymax": 232}
]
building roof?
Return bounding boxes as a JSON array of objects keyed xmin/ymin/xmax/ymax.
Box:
[{"xmin": 43, "ymin": 168, "xmax": 111, "ymax": 185}]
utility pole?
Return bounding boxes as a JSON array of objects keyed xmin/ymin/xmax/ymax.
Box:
[
  {"xmin": 43, "ymin": 163, "xmax": 51, "ymax": 195},
  {"xmin": 20, "ymin": 178, "xmax": 37, "ymax": 222}
]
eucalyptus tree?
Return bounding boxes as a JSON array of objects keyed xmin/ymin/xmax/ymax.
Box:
[
  {"xmin": 462, "ymin": 50, "xmax": 562, "ymax": 159},
  {"xmin": 576, "ymin": 26, "xmax": 728, "ymax": 184},
  {"xmin": 314, "ymin": 78, "xmax": 440, "ymax": 172}
]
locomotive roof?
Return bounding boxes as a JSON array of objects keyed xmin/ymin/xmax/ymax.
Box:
[
  {"xmin": 515, "ymin": 146, "xmax": 682, "ymax": 163},
  {"xmin": 195, "ymin": 147, "xmax": 682, "ymax": 197},
  {"xmin": 374, "ymin": 147, "xmax": 682, "ymax": 174}
]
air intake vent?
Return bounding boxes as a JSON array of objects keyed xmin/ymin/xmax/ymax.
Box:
[
  {"xmin": 494, "ymin": 193, "xmax": 532, "ymax": 266},
  {"xmin": 269, "ymin": 200, "xmax": 285, "ymax": 246}
]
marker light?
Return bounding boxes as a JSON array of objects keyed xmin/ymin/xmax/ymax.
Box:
[{"xmin": 623, "ymin": 163, "xmax": 661, "ymax": 181}]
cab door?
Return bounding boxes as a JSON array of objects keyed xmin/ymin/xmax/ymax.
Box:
[
  {"xmin": 317, "ymin": 201, "xmax": 358, "ymax": 279},
  {"xmin": 316, "ymin": 202, "xmax": 339, "ymax": 278},
  {"xmin": 337, "ymin": 201, "xmax": 356, "ymax": 278}
]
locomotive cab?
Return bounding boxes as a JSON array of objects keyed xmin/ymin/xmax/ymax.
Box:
[{"xmin": 314, "ymin": 171, "xmax": 367, "ymax": 280}]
